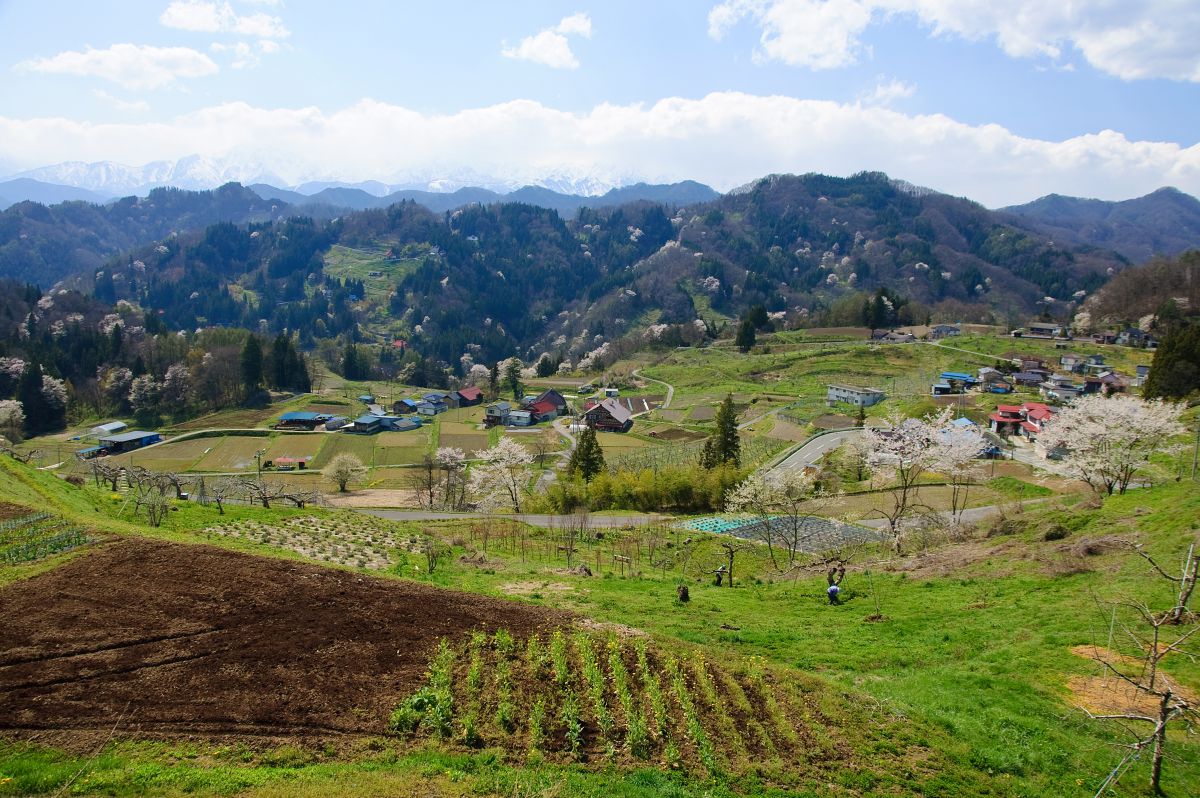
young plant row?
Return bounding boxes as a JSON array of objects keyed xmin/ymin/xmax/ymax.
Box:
[{"xmin": 388, "ymin": 628, "xmax": 806, "ymax": 778}]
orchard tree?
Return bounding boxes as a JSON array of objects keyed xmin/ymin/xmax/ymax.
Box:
[
  {"xmin": 323, "ymin": 453, "xmax": 367, "ymax": 492},
  {"xmin": 469, "ymin": 437, "xmax": 534, "ymax": 513},
  {"xmin": 727, "ymin": 468, "xmax": 837, "ymax": 569},
  {"xmin": 1042, "ymin": 395, "xmax": 1184, "ymax": 495}
]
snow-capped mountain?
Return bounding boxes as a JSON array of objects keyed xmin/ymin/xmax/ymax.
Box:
[{"xmin": 6, "ymin": 156, "xmax": 640, "ymax": 198}]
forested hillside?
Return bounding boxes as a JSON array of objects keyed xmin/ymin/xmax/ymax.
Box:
[{"xmin": 1, "ymin": 172, "xmax": 1187, "ymax": 381}]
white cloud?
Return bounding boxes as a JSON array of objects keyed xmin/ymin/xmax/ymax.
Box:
[
  {"xmin": 92, "ymin": 90, "xmax": 151, "ymax": 114},
  {"xmin": 160, "ymin": 0, "xmax": 290, "ymax": 39},
  {"xmin": 501, "ymin": 13, "xmax": 593, "ymax": 69},
  {"xmin": 0, "ymin": 93, "xmax": 1196, "ymax": 207},
  {"xmin": 859, "ymin": 77, "xmax": 915, "ymax": 106},
  {"xmin": 16, "ymin": 44, "xmax": 219, "ymax": 90},
  {"xmin": 708, "ymin": 0, "xmax": 1200, "ymax": 81}
]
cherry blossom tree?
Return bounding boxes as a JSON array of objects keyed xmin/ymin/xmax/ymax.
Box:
[
  {"xmin": 931, "ymin": 420, "xmax": 988, "ymax": 522},
  {"xmin": 727, "ymin": 468, "xmax": 840, "ymax": 569},
  {"xmin": 323, "ymin": 453, "xmax": 367, "ymax": 492},
  {"xmin": 469, "ymin": 437, "xmax": 534, "ymax": 513},
  {"xmin": 436, "ymin": 447, "xmax": 468, "ymax": 510},
  {"xmin": 1041, "ymin": 395, "xmax": 1185, "ymax": 495},
  {"xmin": 160, "ymin": 364, "xmax": 191, "ymax": 411},
  {"xmin": 127, "ymin": 374, "xmax": 161, "ymax": 419},
  {"xmin": 0, "ymin": 400, "xmax": 25, "ymax": 442},
  {"xmin": 862, "ymin": 409, "xmax": 950, "ymax": 552}
]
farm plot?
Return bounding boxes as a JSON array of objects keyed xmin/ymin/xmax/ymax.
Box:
[
  {"xmin": 263, "ymin": 434, "xmax": 327, "ymax": 464},
  {"xmin": 0, "ymin": 511, "xmax": 91, "ymax": 565},
  {"xmin": 368, "ymin": 467, "xmax": 418, "ymax": 490},
  {"xmin": 391, "ymin": 629, "xmax": 862, "ymax": 781},
  {"xmin": 375, "ymin": 430, "xmax": 431, "ymax": 466},
  {"xmin": 202, "ymin": 513, "xmax": 424, "ymax": 569},
  {"xmin": 190, "ymin": 436, "xmax": 272, "ymax": 472},
  {"xmin": 441, "ymin": 407, "xmax": 486, "ymax": 424},
  {"xmin": 440, "ymin": 433, "xmax": 489, "ymax": 454},
  {"xmin": 310, "ymin": 433, "xmax": 375, "ymax": 468},
  {"xmin": 0, "ymin": 539, "xmax": 565, "ymax": 740},
  {"xmin": 104, "ymin": 437, "xmax": 212, "ymax": 472}
]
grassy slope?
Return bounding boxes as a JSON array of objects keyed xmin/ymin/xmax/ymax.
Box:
[{"xmin": 2, "ymin": 455, "xmax": 1198, "ymax": 796}]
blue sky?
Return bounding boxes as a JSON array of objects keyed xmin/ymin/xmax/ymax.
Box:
[{"xmin": 1, "ymin": 1, "xmax": 1198, "ymax": 205}]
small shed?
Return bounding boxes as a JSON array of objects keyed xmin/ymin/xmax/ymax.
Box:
[
  {"xmin": 324, "ymin": 416, "xmax": 350, "ymax": 431},
  {"xmin": 508, "ymin": 410, "xmax": 534, "ymax": 426},
  {"xmin": 90, "ymin": 420, "xmax": 127, "ymax": 438}
]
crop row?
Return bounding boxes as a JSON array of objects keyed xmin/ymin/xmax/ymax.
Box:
[
  {"xmin": 388, "ymin": 628, "xmax": 806, "ymax": 777},
  {"xmin": 0, "ymin": 517, "xmax": 91, "ymax": 564},
  {"xmin": 203, "ymin": 514, "xmax": 423, "ymax": 569}
]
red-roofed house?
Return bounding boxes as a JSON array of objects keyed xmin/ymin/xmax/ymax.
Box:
[
  {"xmin": 989, "ymin": 405, "xmax": 1024, "ymax": 435},
  {"xmin": 529, "ymin": 400, "xmax": 558, "ymax": 422},
  {"xmin": 455, "ymin": 386, "xmax": 483, "ymax": 406}
]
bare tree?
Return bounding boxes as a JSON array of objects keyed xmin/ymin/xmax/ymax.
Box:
[
  {"xmin": 208, "ymin": 477, "xmax": 239, "ymax": 515},
  {"xmin": 412, "ymin": 454, "xmax": 441, "ymax": 509},
  {"xmin": 717, "ymin": 538, "xmax": 751, "ymax": 588},
  {"xmin": 239, "ymin": 478, "xmax": 321, "ymax": 509},
  {"xmin": 1085, "ymin": 539, "xmax": 1200, "ymax": 795},
  {"xmin": 436, "ymin": 447, "xmax": 467, "ymax": 510}
]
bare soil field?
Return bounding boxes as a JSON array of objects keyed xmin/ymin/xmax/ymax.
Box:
[{"xmin": 0, "ymin": 539, "xmax": 566, "ymax": 742}]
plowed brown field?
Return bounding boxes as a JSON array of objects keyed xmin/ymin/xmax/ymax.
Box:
[{"xmin": 0, "ymin": 539, "xmax": 565, "ymax": 741}]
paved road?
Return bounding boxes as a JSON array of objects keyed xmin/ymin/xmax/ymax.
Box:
[
  {"xmin": 357, "ymin": 509, "xmax": 669, "ymax": 528},
  {"xmin": 772, "ymin": 429, "xmax": 862, "ymax": 474}
]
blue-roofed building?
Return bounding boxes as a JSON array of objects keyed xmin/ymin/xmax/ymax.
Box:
[
  {"xmin": 358, "ymin": 394, "xmax": 375, "ymax": 404},
  {"xmin": 940, "ymin": 371, "xmax": 980, "ymax": 385},
  {"xmin": 391, "ymin": 417, "xmax": 422, "ymax": 432},
  {"xmin": 275, "ymin": 411, "xmax": 332, "ymax": 430},
  {"xmin": 352, "ymin": 415, "xmax": 383, "ymax": 434},
  {"xmin": 416, "ymin": 399, "xmax": 448, "ymax": 415},
  {"xmin": 392, "ymin": 398, "xmax": 419, "ymax": 414},
  {"xmin": 97, "ymin": 430, "xmax": 162, "ymax": 453}
]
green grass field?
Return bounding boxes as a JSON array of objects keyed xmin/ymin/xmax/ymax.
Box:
[{"xmin": 1, "ymin": 450, "xmax": 1198, "ymax": 796}]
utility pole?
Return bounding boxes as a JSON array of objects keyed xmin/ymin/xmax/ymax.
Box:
[{"xmin": 255, "ymin": 448, "xmax": 266, "ymax": 482}]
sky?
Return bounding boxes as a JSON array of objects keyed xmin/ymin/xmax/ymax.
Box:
[{"xmin": 1, "ymin": 0, "xmax": 1198, "ymax": 206}]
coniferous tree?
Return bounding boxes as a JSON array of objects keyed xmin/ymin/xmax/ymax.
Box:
[
  {"xmin": 1144, "ymin": 322, "xmax": 1200, "ymax": 399},
  {"xmin": 567, "ymin": 426, "xmax": 606, "ymax": 481},
  {"xmin": 505, "ymin": 358, "xmax": 523, "ymax": 401},
  {"xmin": 240, "ymin": 336, "xmax": 263, "ymax": 398},
  {"xmin": 488, "ymin": 363, "xmax": 500, "ymax": 400},
  {"xmin": 706, "ymin": 393, "xmax": 741, "ymax": 468},
  {"xmin": 735, "ymin": 319, "xmax": 756, "ymax": 353},
  {"xmin": 16, "ymin": 362, "xmax": 50, "ymax": 435}
]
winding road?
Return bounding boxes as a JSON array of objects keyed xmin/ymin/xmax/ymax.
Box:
[{"xmin": 772, "ymin": 428, "xmax": 863, "ymax": 474}]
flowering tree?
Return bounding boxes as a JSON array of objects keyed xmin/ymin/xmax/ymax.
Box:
[
  {"xmin": 160, "ymin": 364, "xmax": 191, "ymax": 411},
  {"xmin": 127, "ymin": 375, "xmax": 161, "ymax": 419},
  {"xmin": 727, "ymin": 468, "xmax": 838, "ymax": 569},
  {"xmin": 0, "ymin": 400, "xmax": 25, "ymax": 442},
  {"xmin": 931, "ymin": 420, "xmax": 988, "ymax": 522},
  {"xmin": 469, "ymin": 437, "xmax": 534, "ymax": 513},
  {"xmin": 1041, "ymin": 395, "xmax": 1185, "ymax": 495},
  {"xmin": 40, "ymin": 375, "xmax": 68, "ymax": 415},
  {"xmin": 101, "ymin": 367, "xmax": 133, "ymax": 412},
  {"xmin": 323, "ymin": 453, "xmax": 367, "ymax": 492},
  {"xmin": 435, "ymin": 447, "xmax": 468, "ymax": 509},
  {"xmin": 862, "ymin": 410, "xmax": 949, "ymax": 552}
]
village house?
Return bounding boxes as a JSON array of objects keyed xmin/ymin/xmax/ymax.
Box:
[
  {"xmin": 826, "ymin": 384, "xmax": 886, "ymax": 408},
  {"xmin": 532, "ymin": 388, "xmax": 569, "ymax": 416},
  {"xmin": 485, "ymin": 402, "xmax": 511, "ymax": 426},
  {"xmin": 508, "ymin": 409, "xmax": 534, "ymax": 427},
  {"xmin": 392, "ymin": 398, "xmax": 419, "ymax": 414},
  {"xmin": 871, "ymin": 329, "xmax": 917, "ymax": 343},
  {"xmin": 1133, "ymin": 365, "xmax": 1151, "ymax": 387},
  {"xmin": 416, "ymin": 398, "xmax": 448, "ymax": 416},
  {"xmin": 583, "ymin": 397, "xmax": 634, "ymax": 432},
  {"xmin": 1117, "ymin": 328, "xmax": 1158, "ymax": 348},
  {"xmin": 1040, "ymin": 374, "xmax": 1081, "ymax": 402},
  {"xmin": 528, "ymin": 400, "xmax": 558, "ymax": 423},
  {"xmin": 977, "ymin": 367, "xmax": 1015, "ymax": 393},
  {"xmin": 928, "ymin": 324, "xmax": 961, "ymax": 340},
  {"xmin": 454, "ymin": 386, "xmax": 483, "ymax": 407}
]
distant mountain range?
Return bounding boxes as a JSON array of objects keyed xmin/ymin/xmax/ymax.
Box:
[
  {"xmin": 1000, "ymin": 187, "xmax": 1200, "ymax": 263},
  {"xmin": 246, "ymin": 180, "xmax": 720, "ymax": 216}
]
